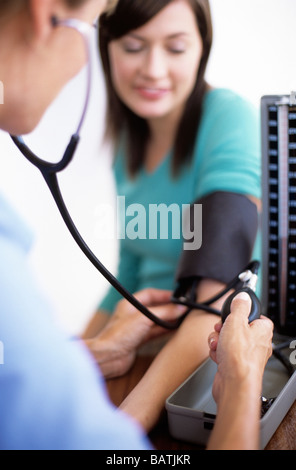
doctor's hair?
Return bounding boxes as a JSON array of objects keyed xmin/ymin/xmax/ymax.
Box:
[
  {"xmin": 0, "ymin": 0, "xmax": 82, "ymax": 13},
  {"xmin": 0, "ymin": 0, "xmax": 117, "ymax": 19},
  {"xmin": 99, "ymin": 0, "xmax": 213, "ymax": 178}
]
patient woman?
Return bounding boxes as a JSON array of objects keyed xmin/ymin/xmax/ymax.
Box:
[{"xmin": 84, "ymin": 0, "xmax": 261, "ymax": 431}]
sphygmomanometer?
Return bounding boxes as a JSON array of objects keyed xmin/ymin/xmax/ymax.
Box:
[{"xmin": 261, "ymin": 93, "xmax": 296, "ymax": 336}]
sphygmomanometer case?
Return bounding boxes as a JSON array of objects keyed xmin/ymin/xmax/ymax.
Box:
[{"xmin": 166, "ymin": 355, "xmax": 296, "ymax": 449}]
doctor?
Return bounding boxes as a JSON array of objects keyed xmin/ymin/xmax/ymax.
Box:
[
  {"xmin": 0, "ymin": 0, "xmax": 273, "ymax": 450},
  {"xmin": 0, "ymin": 0, "xmax": 181, "ymax": 450}
]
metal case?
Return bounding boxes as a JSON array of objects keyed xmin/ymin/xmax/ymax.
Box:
[{"xmin": 166, "ymin": 357, "xmax": 296, "ymax": 449}]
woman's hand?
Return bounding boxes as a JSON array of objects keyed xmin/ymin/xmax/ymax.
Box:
[{"xmin": 84, "ymin": 289, "xmax": 186, "ymax": 379}]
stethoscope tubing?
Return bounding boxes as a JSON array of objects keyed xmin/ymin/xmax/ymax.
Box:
[{"xmin": 10, "ymin": 133, "xmax": 254, "ymax": 329}]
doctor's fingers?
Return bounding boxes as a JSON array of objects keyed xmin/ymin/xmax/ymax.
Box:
[
  {"xmin": 250, "ymin": 316, "xmax": 274, "ymax": 357},
  {"xmin": 229, "ymin": 292, "xmax": 252, "ymax": 323},
  {"xmin": 208, "ymin": 331, "xmax": 219, "ymax": 365},
  {"xmin": 208, "ymin": 331, "xmax": 219, "ymax": 352}
]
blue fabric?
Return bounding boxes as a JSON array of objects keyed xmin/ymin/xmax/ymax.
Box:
[
  {"xmin": 99, "ymin": 89, "xmax": 261, "ymax": 313},
  {"xmin": 0, "ymin": 193, "xmax": 151, "ymax": 450}
]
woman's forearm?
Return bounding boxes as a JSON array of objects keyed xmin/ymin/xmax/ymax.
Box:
[
  {"xmin": 120, "ymin": 279, "xmax": 227, "ymax": 431},
  {"xmin": 120, "ymin": 310, "xmax": 218, "ymax": 431}
]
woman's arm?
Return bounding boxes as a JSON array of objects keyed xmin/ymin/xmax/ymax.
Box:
[
  {"xmin": 119, "ymin": 278, "xmax": 228, "ymax": 431},
  {"xmin": 82, "ymin": 310, "xmax": 110, "ymax": 339},
  {"xmin": 83, "ymin": 289, "xmax": 187, "ymax": 379}
]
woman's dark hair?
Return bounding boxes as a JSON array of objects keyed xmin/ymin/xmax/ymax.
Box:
[{"xmin": 99, "ymin": 0, "xmax": 213, "ymax": 177}]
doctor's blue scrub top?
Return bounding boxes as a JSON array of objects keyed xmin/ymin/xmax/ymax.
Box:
[{"xmin": 0, "ymin": 192, "xmax": 151, "ymax": 450}]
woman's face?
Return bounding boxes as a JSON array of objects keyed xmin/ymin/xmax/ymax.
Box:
[{"xmin": 108, "ymin": 0, "xmax": 203, "ymax": 126}]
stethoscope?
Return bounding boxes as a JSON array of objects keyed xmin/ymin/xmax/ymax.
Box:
[{"xmin": 10, "ymin": 16, "xmax": 263, "ymax": 331}]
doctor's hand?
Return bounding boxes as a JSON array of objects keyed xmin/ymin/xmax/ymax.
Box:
[
  {"xmin": 207, "ymin": 292, "xmax": 274, "ymax": 450},
  {"xmin": 208, "ymin": 292, "xmax": 274, "ymax": 406},
  {"xmin": 84, "ymin": 289, "xmax": 186, "ymax": 379}
]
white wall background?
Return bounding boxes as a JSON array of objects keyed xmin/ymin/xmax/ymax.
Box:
[{"xmin": 0, "ymin": 0, "xmax": 295, "ymax": 335}]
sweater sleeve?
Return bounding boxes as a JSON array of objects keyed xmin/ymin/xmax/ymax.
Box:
[{"xmin": 194, "ymin": 90, "xmax": 261, "ymax": 201}]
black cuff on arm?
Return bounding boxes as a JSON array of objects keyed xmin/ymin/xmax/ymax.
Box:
[{"xmin": 175, "ymin": 191, "xmax": 259, "ymax": 285}]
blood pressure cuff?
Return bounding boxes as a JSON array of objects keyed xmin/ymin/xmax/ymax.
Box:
[{"xmin": 175, "ymin": 191, "xmax": 259, "ymax": 286}]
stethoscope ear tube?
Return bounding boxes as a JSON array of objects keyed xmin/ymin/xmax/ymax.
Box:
[{"xmin": 42, "ymin": 171, "xmax": 188, "ymax": 330}]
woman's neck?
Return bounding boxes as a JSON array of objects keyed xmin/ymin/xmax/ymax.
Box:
[
  {"xmin": 145, "ymin": 109, "xmax": 183, "ymax": 173},
  {"xmin": 148, "ymin": 106, "xmax": 182, "ymax": 142}
]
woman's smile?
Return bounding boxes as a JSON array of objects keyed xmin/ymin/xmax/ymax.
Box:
[{"xmin": 135, "ymin": 86, "xmax": 171, "ymax": 101}]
